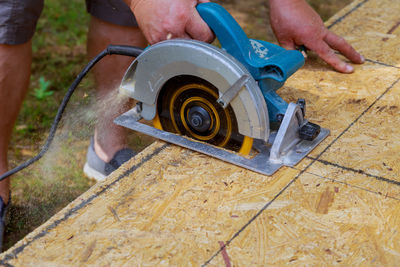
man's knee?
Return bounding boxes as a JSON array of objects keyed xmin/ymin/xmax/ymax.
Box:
[
  {"xmin": 86, "ymin": 0, "xmax": 146, "ymax": 49},
  {"xmin": 0, "ymin": 42, "xmax": 32, "ymax": 70}
]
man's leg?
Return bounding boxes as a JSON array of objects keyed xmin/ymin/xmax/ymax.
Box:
[
  {"xmin": 0, "ymin": 41, "xmax": 32, "ymax": 204},
  {"xmin": 87, "ymin": 16, "xmax": 147, "ymax": 163}
]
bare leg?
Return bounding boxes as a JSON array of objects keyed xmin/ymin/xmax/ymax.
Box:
[
  {"xmin": 87, "ymin": 17, "xmax": 147, "ymax": 162},
  {"xmin": 0, "ymin": 41, "xmax": 32, "ymax": 204}
]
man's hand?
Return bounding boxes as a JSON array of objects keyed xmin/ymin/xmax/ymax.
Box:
[
  {"xmin": 125, "ymin": 0, "xmax": 214, "ymax": 44},
  {"xmin": 269, "ymin": 0, "xmax": 364, "ymax": 73}
]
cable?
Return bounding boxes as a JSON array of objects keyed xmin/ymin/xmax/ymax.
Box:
[{"xmin": 0, "ymin": 45, "xmax": 144, "ymax": 181}]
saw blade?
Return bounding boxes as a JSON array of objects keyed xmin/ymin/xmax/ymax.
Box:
[{"xmin": 153, "ymin": 75, "xmax": 253, "ymax": 155}]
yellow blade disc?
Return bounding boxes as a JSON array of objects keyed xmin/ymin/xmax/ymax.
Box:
[
  {"xmin": 153, "ymin": 113, "xmax": 163, "ymax": 130},
  {"xmin": 238, "ymin": 136, "xmax": 253, "ymax": 156},
  {"xmin": 154, "ymin": 113, "xmax": 253, "ymax": 156},
  {"xmin": 154, "ymin": 76, "xmax": 254, "ymax": 156}
]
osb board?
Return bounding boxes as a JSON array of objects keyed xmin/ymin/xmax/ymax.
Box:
[
  {"xmin": 327, "ymin": 0, "xmax": 400, "ymax": 66},
  {"xmin": 1, "ymin": 0, "xmax": 400, "ymax": 265},
  {"xmin": 282, "ymin": 59, "xmax": 399, "ymax": 158},
  {"xmin": 209, "ymin": 173, "xmax": 400, "ymax": 266},
  {"xmin": 307, "ymin": 162, "xmax": 400, "ymax": 201},
  {"xmin": 0, "ymin": 142, "xmax": 300, "ymax": 266},
  {"xmin": 315, "ymin": 81, "xmax": 400, "ymax": 182}
]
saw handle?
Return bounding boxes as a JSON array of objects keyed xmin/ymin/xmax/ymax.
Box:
[
  {"xmin": 196, "ymin": 3, "xmax": 251, "ymax": 65},
  {"xmin": 197, "ymin": 3, "xmax": 304, "ymax": 81}
]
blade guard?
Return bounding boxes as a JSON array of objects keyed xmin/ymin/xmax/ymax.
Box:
[{"xmin": 120, "ymin": 39, "xmax": 270, "ymax": 142}]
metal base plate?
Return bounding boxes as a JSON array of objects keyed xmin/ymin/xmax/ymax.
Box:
[{"xmin": 114, "ymin": 109, "xmax": 330, "ymax": 175}]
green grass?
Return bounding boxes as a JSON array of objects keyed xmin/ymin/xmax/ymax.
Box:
[
  {"xmin": 5, "ymin": 0, "xmax": 352, "ymax": 251},
  {"xmin": 15, "ymin": 0, "xmax": 90, "ymax": 141},
  {"xmin": 32, "ymin": 77, "xmax": 53, "ymax": 100}
]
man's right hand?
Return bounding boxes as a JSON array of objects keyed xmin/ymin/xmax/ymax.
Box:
[
  {"xmin": 125, "ymin": 0, "xmax": 214, "ymax": 44},
  {"xmin": 269, "ymin": 0, "xmax": 364, "ymax": 73}
]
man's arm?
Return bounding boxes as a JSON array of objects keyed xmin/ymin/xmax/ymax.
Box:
[
  {"xmin": 123, "ymin": 0, "xmax": 214, "ymax": 44},
  {"xmin": 268, "ymin": 0, "xmax": 364, "ymax": 73}
]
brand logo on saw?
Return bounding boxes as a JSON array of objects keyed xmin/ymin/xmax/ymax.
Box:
[{"xmin": 250, "ymin": 40, "xmax": 269, "ymax": 59}]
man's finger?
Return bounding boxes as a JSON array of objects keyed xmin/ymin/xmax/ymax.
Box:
[
  {"xmin": 324, "ymin": 31, "xmax": 364, "ymax": 64},
  {"xmin": 185, "ymin": 10, "xmax": 215, "ymax": 43},
  {"xmin": 307, "ymin": 40, "xmax": 354, "ymax": 73},
  {"xmin": 278, "ymin": 38, "xmax": 296, "ymax": 50}
]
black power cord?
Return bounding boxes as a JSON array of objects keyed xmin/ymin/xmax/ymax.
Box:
[{"xmin": 0, "ymin": 45, "xmax": 144, "ymax": 181}]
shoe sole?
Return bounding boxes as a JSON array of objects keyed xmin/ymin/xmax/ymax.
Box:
[{"xmin": 83, "ymin": 163, "xmax": 107, "ymax": 182}]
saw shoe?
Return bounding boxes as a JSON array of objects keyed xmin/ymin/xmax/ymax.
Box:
[{"xmin": 83, "ymin": 138, "xmax": 136, "ymax": 181}]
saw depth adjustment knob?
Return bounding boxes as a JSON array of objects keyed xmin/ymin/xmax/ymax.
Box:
[{"xmin": 299, "ymin": 122, "xmax": 321, "ymax": 141}]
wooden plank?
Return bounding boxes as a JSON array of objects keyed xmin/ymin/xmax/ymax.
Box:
[
  {"xmin": 328, "ymin": 0, "xmax": 400, "ymax": 66},
  {"xmin": 211, "ymin": 173, "xmax": 400, "ymax": 266},
  {"xmin": 308, "ymin": 161, "xmax": 400, "ymax": 201},
  {"xmin": 0, "ymin": 143, "xmax": 300, "ymax": 266},
  {"xmin": 315, "ymin": 82, "xmax": 400, "ymax": 182},
  {"xmin": 1, "ymin": 0, "xmax": 400, "ymax": 265},
  {"xmin": 282, "ymin": 59, "xmax": 399, "ymax": 158}
]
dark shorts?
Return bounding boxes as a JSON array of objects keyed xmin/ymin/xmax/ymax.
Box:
[{"xmin": 0, "ymin": 0, "xmax": 137, "ymax": 45}]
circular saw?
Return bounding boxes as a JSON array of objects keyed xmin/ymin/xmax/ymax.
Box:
[{"xmin": 114, "ymin": 2, "xmax": 329, "ymax": 175}]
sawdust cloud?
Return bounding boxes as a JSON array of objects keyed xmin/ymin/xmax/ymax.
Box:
[{"xmin": 35, "ymin": 87, "xmax": 132, "ymax": 181}]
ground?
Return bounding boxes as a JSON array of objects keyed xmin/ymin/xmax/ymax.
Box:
[{"xmin": 4, "ymin": 0, "xmax": 352, "ymax": 250}]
